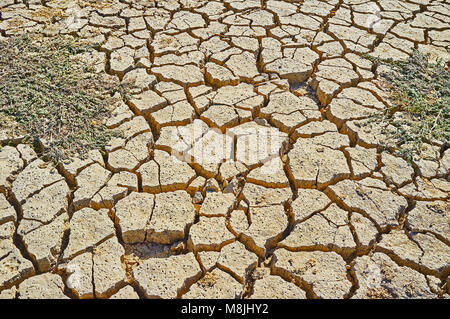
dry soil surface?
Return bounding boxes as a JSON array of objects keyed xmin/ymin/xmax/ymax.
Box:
[{"xmin": 0, "ymin": 0, "xmax": 449, "ymax": 299}]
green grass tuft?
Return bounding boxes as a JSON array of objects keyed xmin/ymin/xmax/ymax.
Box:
[
  {"xmin": 370, "ymin": 50, "xmax": 449, "ymax": 161},
  {"xmin": 0, "ymin": 34, "xmax": 125, "ymax": 163}
]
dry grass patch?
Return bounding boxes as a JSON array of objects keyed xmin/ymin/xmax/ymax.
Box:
[
  {"xmin": 0, "ymin": 34, "xmax": 125, "ymax": 162},
  {"xmin": 369, "ymin": 50, "xmax": 449, "ymax": 161}
]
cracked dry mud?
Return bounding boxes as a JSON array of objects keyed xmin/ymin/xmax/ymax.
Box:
[{"xmin": 0, "ymin": 0, "xmax": 449, "ymax": 299}]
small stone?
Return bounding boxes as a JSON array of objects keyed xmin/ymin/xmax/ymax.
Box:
[
  {"xmin": 223, "ymin": 177, "xmax": 242, "ymax": 196},
  {"xmin": 193, "ymin": 191, "xmax": 203, "ymax": 204},
  {"xmin": 205, "ymin": 178, "xmax": 220, "ymax": 193}
]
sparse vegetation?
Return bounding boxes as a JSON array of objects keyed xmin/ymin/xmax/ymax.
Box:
[
  {"xmin": 370, "ymin": 50, "xmax": 449, "ymax": 161},
  {"xmin": 0, "ymin": 34, "xmax": 124, "ymax": 163}
]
